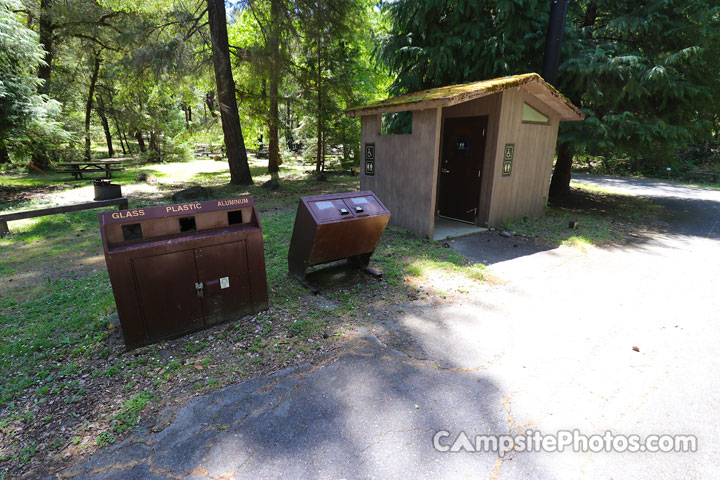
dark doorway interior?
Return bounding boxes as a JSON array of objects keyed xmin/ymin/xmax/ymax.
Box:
[{"xmin": 437, "ymin": 116, "xmax": 488, "ymax": 223}]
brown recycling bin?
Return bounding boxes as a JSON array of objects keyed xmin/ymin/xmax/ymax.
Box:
[
  {"xmin": 288, "ymin": 191, "xmax": 390, "ymax": 284},
  {"xmin": 99, "ymin": 196, "xmax": 268, "ymax": 349}
]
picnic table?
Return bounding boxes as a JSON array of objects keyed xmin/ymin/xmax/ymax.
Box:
[{"xmin": 57, "ymin": 160, "xmax": 125, "ymax": 180}]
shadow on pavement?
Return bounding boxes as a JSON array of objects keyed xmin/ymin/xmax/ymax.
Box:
[
  {"xmin": 448, "ymin": 231, "xmax": 555, "ymax": 266},
  {"xmin": 56, "ymin": 330, "xmax": 549, "ymax": 479}
]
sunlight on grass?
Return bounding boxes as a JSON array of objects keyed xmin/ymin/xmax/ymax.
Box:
[
  {"xmin": 508, "ymin": 183, "xmax": 664, "ymax": 247},
  {"xmin": 0, "ymin": 155, "xmax": 495, "ymax": 476}
]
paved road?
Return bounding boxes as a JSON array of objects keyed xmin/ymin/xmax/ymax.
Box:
[{"xmin": 56, "ymin": 176, "xmax": 720, "ymax": 479}]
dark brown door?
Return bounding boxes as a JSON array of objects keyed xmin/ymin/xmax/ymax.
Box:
[
  {"xmin": 438, "ymin": 116, "xmax": 488, "ymax": 222},
  {"xmin": 132, "ymin": 250, "xmax": 204, "ymax": 341},
  {"xmin": 195, "ymin": 241, "xmax": 253, "ymax": 326}
]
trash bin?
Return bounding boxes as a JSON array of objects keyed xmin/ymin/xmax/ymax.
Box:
[
  {"xmin": 99, "ymin": 196, "xmax": 268, "ymax": 349},
  {"xmin": 288, "ymin": 191, "xmax": 390, "ymax": 286},
  {"xmin": 93, "ymin": 179, "xmax": 122, "ymax": 200}
]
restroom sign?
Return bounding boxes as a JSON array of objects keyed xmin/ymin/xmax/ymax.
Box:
[
  {"xmin": 502, "ymin": 144, "xmax": 514, "ymax": 176},
  {"xmin": 456, "ymin": 138, "xmax": 470, "ymax": 153},
  {"xmin": 364, "ymin": 143, "xmax": 375, "ymax": 176}
]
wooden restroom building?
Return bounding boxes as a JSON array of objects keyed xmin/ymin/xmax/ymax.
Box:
[{"xmin": 345, "ymin": 73, "xmax": 584, "ymax": 239}]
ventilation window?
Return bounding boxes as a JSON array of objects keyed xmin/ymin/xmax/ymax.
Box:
[
  {"xmin": 227, "ymin": 210, "xmax": 244, "ymax": 225},
  {"xmin": 381, "ymin": 111, "xmax": 412, "ymax": 135},
  {"xmin": 522, "ymin": 103, "xmax": 549, "ymax": 124},
  {"xmin": 179, "ymin": 216, "xmax": 196, "ymax": 232},
  {"xmin": 122, "ymin": 223, "xmax": 143, "ymax": 241}
]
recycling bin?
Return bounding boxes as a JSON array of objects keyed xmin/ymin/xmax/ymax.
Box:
[
  {"xmin": 99, "ymin": 196, "xmax": 268, "ymax": 349},
  {"xmin": 288, "ymin": 191, "xmax": 390, "ymax": 282}
]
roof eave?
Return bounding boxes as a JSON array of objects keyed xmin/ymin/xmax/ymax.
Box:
[{"xmin": 345, "ymin": 73, "xmax": 584, "ymax": 121}]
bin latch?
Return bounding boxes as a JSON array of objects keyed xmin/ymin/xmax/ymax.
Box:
[
  {"xmin": 195, "ymin": 282, "xmax": 204, "ymax": 297},
  {"xmin": 339, "ymin": 208, "xmax": 349, "ymax": 215}
]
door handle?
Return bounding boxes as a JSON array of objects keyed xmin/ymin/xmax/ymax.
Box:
[
  {"xmin": 441, "ymin": 168, "xmax": 450, "ymax": 174},
  {"xmin": 195, "ymin": 282, "xmax": 204, "ymax": 297}
]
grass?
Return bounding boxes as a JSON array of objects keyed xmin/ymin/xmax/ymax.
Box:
[
  {"xmin": 0, "ymin": 156, "xmax": 672, "ymax": 478},
  {"xmin": 506, "ymin": 181, "xmax": 665, "ymax": 247},
  {"xmin": 0, "ymin": 272, "xmax": 115, "ymax": 404},
  {"xmin": 110, "ymin": 391, "xmax": 153, "ymax": 434},
  {"xmin": 0, "ymin": 156, "xmax": 488, "ymax": 479}
]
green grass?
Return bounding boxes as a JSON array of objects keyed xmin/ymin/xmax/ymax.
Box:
[
  {"xmin": 0, "ymin": 156, "xmax": 490, "ymax": 477},
  {"xmin": 506, "ymin": 183, "xmax": 664, "ymax": 247},
  {"xmin": 111, "ymin": 391, "xmax": 153, "ymax": 434},
  {"xmin": 0, "ymin": 272, "xmax": 115, "ymax": 405}
]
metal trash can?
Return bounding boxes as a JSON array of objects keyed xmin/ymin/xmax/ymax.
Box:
[
  {"xmin": 288, "ymin": 191, "xmax": 390, "ymax": 286},
  {"xmin": 94, "ymin": 179, "xmax": 122, "ymax": 200},
  {"xmin": 99, "ymin": 196, "xmax": 268, "ymax": 349}
]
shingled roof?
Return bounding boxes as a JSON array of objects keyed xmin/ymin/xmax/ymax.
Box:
[{"xmin": 345, "ymin": 73, "xmax": 584, "ymax": 121}]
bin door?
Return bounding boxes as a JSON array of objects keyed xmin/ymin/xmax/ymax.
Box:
[
  {"xmin": 195, "ymin": 241, "xmax": 253, "ymax": 326},
  {"xmin": 132, "ymin": 250, "xmax": 204, "ymax": 341}
]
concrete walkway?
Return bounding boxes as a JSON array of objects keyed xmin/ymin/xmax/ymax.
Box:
[{"xmin": 56, "ymin": 176, "xmax": 720, "ymax": 479}]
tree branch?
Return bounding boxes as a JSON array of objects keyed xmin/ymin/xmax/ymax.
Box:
[{"xmin": 72, "ymin": 33, "xmax": 120, "ymax": 52}]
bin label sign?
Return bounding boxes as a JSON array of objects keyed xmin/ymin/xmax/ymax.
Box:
[
  {"xmin": 365, "ymin": 143, "xmax": 375, "ymax": 176},
  {"xmin": 220, "ymin": 277, "xmax": 230, "ymax": 289},
  {"xmin": 111, "ymin": 209, "xmax": 145, "ymax": 220}
]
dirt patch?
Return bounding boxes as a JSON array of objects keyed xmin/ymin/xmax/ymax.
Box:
[{"xmin": 0, "ymin": 184, "xmax": 70, "ymax": 205}]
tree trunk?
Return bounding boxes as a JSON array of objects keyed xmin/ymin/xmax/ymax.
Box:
[
  {"xmin": 549, "ymin": 142, "xmax": 573, "ymax": 202},
  {"xmin": 96, "ymin": 95, "xmax": 114, "ymax": 157},
  {"xmin": 123, "ymin": 131, "xmax": 131, "ymax": 153},
  {"xmin": 0, "ymin": 142, "xmax": 9, "ymax": 164},
  {"xmin": 267, "ymin": 0, "xmax": 281, "ymax": 181},
  {"xmin": 207, "ymin": 0, "xmax": 253, "ymax": 185},
  {"xmin": 84, "ymin": 54, "xmax": 101, "ymax": 162},
  {"xmin": 135, "ymin": 130, "xmax": 146, "ymax": 153},
  {"xmin": 32, "ymin": 0, "xmax": 54, "ymax": 169},
  {"xmin": 149, "ymin": 130, "xmax": 159, "ymax": 154},
  {"xmin": 113, "ymin": 116, "xmax": 127, "ymax": 155},
  {"xmin": 188, "ymin": 105, "xmax": 192, "ymax": 123},
  {"xmin": 315, "ymin": 24, "xmax": 323, "ymax": 173},
  {"xmin": 205, "ymin": 91, "xmax": 218, "ymax": 118},
  {"xmin": 183, "ymin": 104, "xmax": 190, "ymax": 129},
  {"xmin": 548, "ymin": 3, "xmax": 596, "ymax": 198}
]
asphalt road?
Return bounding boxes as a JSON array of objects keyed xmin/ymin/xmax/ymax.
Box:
[{"xmin": 55, "ymin": 176, "xmax": 720, "ymax": 480}]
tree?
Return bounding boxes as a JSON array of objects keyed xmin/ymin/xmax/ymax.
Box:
[
  {"xmin": 378, "ymin": 0, "xmax": 547, "ymax": 95},
  {"xmin": 294, "ymin": 0, "xmax": 376, "ymax": 172},
  {"xmin": 0, "ymin": 0, "xmax": 67, "ymax": 165},
  {"xmin": 379, "ymin": 0, "xmax": 720, "ymax": 201},
  {"xmin": 267, "ymin": 0, "xmax": 282, "ymax": 181},
  {"xmin": 550, "ymin": 0, "xmax": 719, "ymax": 198},
  {"xmin": 207, "ymin": 0, "xmax": 253, "ymax": 185}
]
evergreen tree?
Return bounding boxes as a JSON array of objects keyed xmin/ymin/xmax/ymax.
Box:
[
  {"xmin": 551, "ymin": 0, "xmax": 719, "ymax": 198},
  {"xmin": 0, "ymin": 0, "xmax": 67, "ymax": 165},
  {"xmin": 379, "ymin": 0, "xmax": 720, "ymax": 200}
]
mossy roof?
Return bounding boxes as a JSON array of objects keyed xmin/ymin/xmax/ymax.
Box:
[{"xmin": 345, "ymin": 73, "xmax": 584, "ymax": 121}]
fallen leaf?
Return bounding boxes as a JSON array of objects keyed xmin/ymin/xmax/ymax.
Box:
[{"xmin": 194, "ymin": 365, "xmax": 203, "ymax": 370}]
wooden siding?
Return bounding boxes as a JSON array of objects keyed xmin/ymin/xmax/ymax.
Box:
[
  {"xmin": 441, "ymin": 95, "xmax": 503, "ymax": 226},
  {"xmin": 488, "ymin": 88, "xmax": 560, "ymax": 226},
  {"xmin": 360, "ymin": 108, "xmax": 441, "ymax": 238}
]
